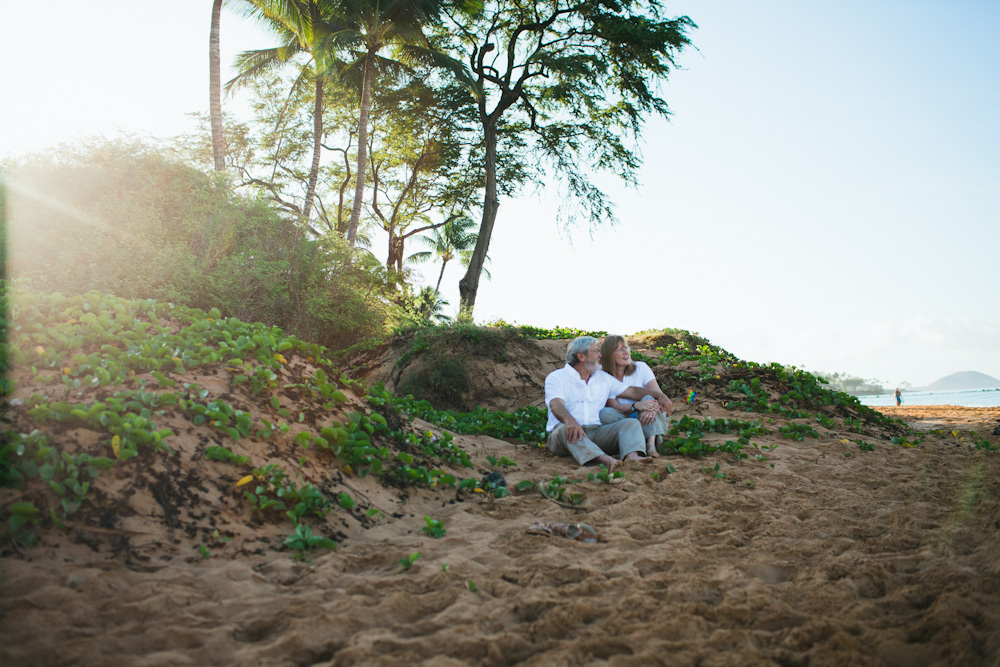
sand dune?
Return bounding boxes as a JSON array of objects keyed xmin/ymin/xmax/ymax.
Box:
[
  {"xmin": 3, "ymin": 404, "xmax": 998, "ymax": 665},
  {"xmin": 3, "ymin": 316, "xmax": 999, "ymax": 665}
]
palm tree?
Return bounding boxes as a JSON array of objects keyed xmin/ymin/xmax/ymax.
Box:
[
  {"xmin": 330, "ymin": 0, "xmax": 462, "ymax": 247},
  {"xmin": 229, "ymin": 1, "xmax": 335, "ymax": 220},
  {"xmin": 408, "ymin": 215, "xmax": 486, "ymax": 294},
  {"xmin": 406, "ymin": 285, "xmax": 452, "ymax": 324},
  {"xmin": 232, "ymin": 0, "xmax": 469, "ymax": 238},
  {"xmin": 210, "ymin": 0, "xmax": 226, "ymax": 171}
]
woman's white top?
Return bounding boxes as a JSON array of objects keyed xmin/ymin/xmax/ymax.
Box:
[{"xmin": 614, "ymin": 361, "xmax": 656, "ymax": 407}]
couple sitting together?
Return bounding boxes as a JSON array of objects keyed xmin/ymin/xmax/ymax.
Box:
[{"xmin": 545, "ymin": 335, "xmax": 673, "ymax": 468}]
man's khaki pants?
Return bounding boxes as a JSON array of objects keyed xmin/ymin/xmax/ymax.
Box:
[{"xmin": 547, "ymin": 419, "xmax": 646, "ymax": 466}]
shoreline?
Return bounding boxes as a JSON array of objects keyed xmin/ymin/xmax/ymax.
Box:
[{"xmin": 875, "ymin": 405, "xmax": 1000, "ymax": 431}]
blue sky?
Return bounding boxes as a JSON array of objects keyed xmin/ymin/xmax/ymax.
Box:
[{"xmin": 3, "ymin": 0, "xmax": 998, "ymax": 387}]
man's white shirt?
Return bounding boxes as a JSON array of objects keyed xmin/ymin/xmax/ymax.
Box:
[{"xmin": 544, "ymin": 364, "xmax": 628, "ymax": 432}]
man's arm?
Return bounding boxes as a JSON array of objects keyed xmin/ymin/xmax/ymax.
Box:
[
  {"xmin": 605, "ymin": 398, "xmax": 633, "ymax": 414},
  {"xmin": 548, "ymin": 398, "xmax": 585, "ymax": 443},
  {"xmin": 618, "ymin": 385, "xmax": 673, "ymax": 415}
]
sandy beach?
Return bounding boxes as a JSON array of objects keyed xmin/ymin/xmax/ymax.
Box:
[
  {"xmin": 3, "ymin": 333, "xmax": 999, "ymax": 666},
  {"xmin": 875, "ymin": 405, "xmax": 1000, "ymax": 432}
]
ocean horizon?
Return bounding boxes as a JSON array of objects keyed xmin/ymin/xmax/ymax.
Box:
[{"xmin": 858, "ymin": 388, "xmax": 1000, "ymax": 408}]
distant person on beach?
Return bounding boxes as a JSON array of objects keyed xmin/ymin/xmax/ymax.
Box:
[
  {"xmin": 895, "ymin": 388, "xmax": 902, "ymax": 406},
  {"xmin": 545, "ymin": 336, "xmax": 671, "ymax": 467},
  {"xmin": 598, "ymin": 335, "xmax": 674, "ymax": 458}
]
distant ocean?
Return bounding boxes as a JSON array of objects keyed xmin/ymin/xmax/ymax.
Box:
[{"xmin": 858, "ymin": 388, "xmax": 1000, "ymax": 408}]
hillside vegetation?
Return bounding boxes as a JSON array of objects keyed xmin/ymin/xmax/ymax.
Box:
[
  {"xmin": 3, "ymin": 286, "xmax": 1000, "ymax": 666},
  {"xmin": 1, "ymin": 283, "xmax": 939, "ymax": 559}
]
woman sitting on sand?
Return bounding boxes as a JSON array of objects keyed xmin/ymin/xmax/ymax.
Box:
[{"xmin": 599, "ymin": 335, "xmax": 673, "ymax": 458}]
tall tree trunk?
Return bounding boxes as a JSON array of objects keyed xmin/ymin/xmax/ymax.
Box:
[
  {"xmin": 302, "ymin": 76, "xmax": 323, "ymax": 220},
  {"xmin": 434, "ymin": 258, "xmax": 449, "ymax": 294},
  {"xmin": 336, "ymin": 146, "xmax": 351, "ymax": 234},
  {"xmin": 346, "ymin": 49, "xmax": 376, "ymax": 246},
  {"xmin": 386, "ymin": 232, "xmax": 402, "ymax": 273},
  {"xmin": 209, "ymin": 0, "xmax": 225, "ymax": 171},
  {"xmin": 459, "ymin": 119, "xmax": 499, "ymax": 316}
]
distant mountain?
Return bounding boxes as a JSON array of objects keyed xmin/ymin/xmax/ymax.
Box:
[{"xmin": 923, "ymin": 371, "xmax": 1000, "ymax": 391}]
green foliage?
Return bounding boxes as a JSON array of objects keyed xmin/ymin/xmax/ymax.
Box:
[
  {"xmin": 391, "ymin": 324, "xmax": 520, "ymax": 411},
  {"xmin": 486, "ymin": 455, "xmax": 516, "ymax": 470},
  {"xmin": 701, "ymin": 460, "xmax": 727, "ymax": 480},
  {"xmin": 436, "ymin": 2, "xmax": 695, "ymax": 313},
  {"xmin": 397, "ymin": 355, "xmax": 470, "ymax": 411},
  {"xmin": 587, "ymin": 464, "xmax": 625, "ymax": 484},
  {"xmin": 540, "ymin": 475, "xmax": 584, "ymax": 505},
  {"xmin": 720, "ymin": 363, "xmax": 905, "ymax": 430},
  {"xmin": 842, "ymin": 417, "xmax": 865, "ymax": 434},
  {"xmin": 663, "ymin": 416, "xmax": 768, "ymax": 458},
  {"xmin": 1, "ymin": 429, "xmax": 114, "ymax": 523},
  {"xmin": 399, "ymin": 552, "xmax": 422, "ymax": 571},
  {"xmin": 369, "ymin": 383, "xmax": 548, "ymax": 444},
  {"xmin": 816, "ymin": 415, "xmax": 836, "ymax": 430},
  {"xmin": 205, "ymin": 446, "xmax": 250, "ymax": 466},
  {"xmin": 399, "ymin": 286, "xmax": 453, "ymax": 326},
  {"xmin": 409, "ymin": 215, "xmax": 485, "ymax": 295},
  {"xmin": 484, "ymin": 319, "xmax": 607, "ymax": 340},
  {"xmin": 5, "ymin": 501, "xmax": 41, "ymax": 549},
  {"xmin": 283, "ymin": 522, "xmax": 337, "ymax": 560},
  {"xmin": 779, "ymin": 423, "xmax": 821, "ymax": 441},
  {"xmin": 5, "ymin": 140, "xmax": 400, "ymax": 351},
  {"xmin": 421, "ymin": 516, "xmax": 447, "ymax": 539},
  {"xmin": 2, "ymin": 286, "xmax": 544, "ymax": 552},
  {"xmin": 971, "ymin": 432, "xmax": 997, "ymax": 451}
]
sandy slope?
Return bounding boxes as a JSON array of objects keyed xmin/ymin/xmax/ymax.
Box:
[
  {"xmin": 3, "ymin": 403, "xmax": 999, "ymax": 666},
  {"xmin": 3, "ymin": 316, "xmax": 999, "ymax": 666}
]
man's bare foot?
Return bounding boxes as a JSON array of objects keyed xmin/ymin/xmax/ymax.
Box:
[
  {"xmin": 594, "ymin": 454, "xmax": 620, "ymax": 469},
  {"xmin": 624, "ymin": 451, "xmax": 652, "ymax": 463}
]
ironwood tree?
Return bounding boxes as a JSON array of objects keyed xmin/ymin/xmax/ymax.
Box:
[{"xmin": 436, "ymin": 0, "xmax": 695, "ymax": 316}]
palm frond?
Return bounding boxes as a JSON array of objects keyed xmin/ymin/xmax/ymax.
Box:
[
  {"xmin": 227, "ymin": 39, "xmax": 305, "ymax": 92},
  {"xmin": 231, "ymin": 0, "xmax": 314, "ymax": 46},
  {"xmin": 406, "ymin": 250, "xmax": 433, "ymax": 263}
]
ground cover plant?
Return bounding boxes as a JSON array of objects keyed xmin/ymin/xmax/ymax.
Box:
[
  {"xmin": 0, "ymin": 284, "xmax": 490, "ymax": 557},
  {"xmin": 3, "ymin": 287, "xmax": 999, "ymax": 667},
  {"xmin": 0, "ymin": 286, "xmax": 955, "ymax": 561}
]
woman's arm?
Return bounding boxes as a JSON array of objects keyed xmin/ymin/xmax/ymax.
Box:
[
  {"xmin": 620, "ymin": 383, "xmax": 673, "ymax": 415},
  {"xmin": 605, "ymin": 398, "xmax": 634, "ymax": 414}
]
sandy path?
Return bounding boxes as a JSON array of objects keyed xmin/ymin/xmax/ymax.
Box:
[{"xmin": 3, "ymin": 407, "xmax": 999, "ymax": 666}]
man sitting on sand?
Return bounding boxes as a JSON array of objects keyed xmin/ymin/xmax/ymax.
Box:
[{"xmin": 545, "ymin": 336, "xmax": 673, "ymax": 467}]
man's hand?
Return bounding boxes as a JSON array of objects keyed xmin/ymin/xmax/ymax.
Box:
[
  {"xmin": 656, "ymin": 394, "xmax": 673, "ymax": 416},
  {"xmin": 549, "ymin": 398, "xmax": 585, "ymax": 442}
]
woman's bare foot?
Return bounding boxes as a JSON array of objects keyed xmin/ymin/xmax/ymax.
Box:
[
  {"xmin": 646, "ymin": 435, "xmax": 661, "ymax": 458},
  {"xmin": 624, "ymin": 451, "xmax": 652, "ymax": 463}
]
